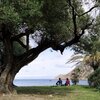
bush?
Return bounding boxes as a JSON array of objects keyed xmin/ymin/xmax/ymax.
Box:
[
  {"xmin": 71, "ymin": 72, "xmax": 79, "ymax": 85},
  {"xmin": 88, "ymin": 67, "xmax": 100, "ymax": 89}
]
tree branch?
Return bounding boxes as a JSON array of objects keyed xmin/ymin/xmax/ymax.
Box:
[
  {"xmin": 68, "ymin": 0, "xmax": 77, "ymax": 36},
  {"xmin": 26, "ymin": 34, "xmax": 29, "ymax": 51},
  {"xmin": 11, "ymin": 0, "xmax": 97, "ymax": 66},
  {"xmin": 11, "ymin": 28, "xmax": 34, "ymax": 41},
  {"xmin": 11, "ymin": 29, "xmax": 32, "ymax": 50},
  {"xmin": 52, "ymin": 19, "xmax": 94, "ymax": 54},
  {"xmin": 11, "ymin": 33, "xmax": 29, "ymax": 40},
  {"xmin": 15, "ymin": 38, "xmax": 51, "ymax": 67},
  {"xmin": 15, "ymin": 39, "xmax": 27, "ymax": 49},
  {"xmin": 67, "ymin": 0, "xmax": 98, "ymax": 17},
  {"xmin": 79, "ymin": 5, "xmax": 99, "ymax": 16},
  {"xmin": 79, "ymin": 19, "xmax": 94, "ymax": 37}
]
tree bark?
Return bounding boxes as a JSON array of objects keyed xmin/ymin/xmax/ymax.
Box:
[
  {"xmin": 0, "ymin": 68, "xmax": 17, "ymax": 94},
  {"xmin": 0, "ymin": 24, "xmax": 16, "ymax": 94}
]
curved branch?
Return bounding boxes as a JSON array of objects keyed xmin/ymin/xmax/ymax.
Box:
[
  {"xmin": 52, "ymin": 19, "xmax": 94, "ymax": 54},
  {"xmin": 15, "ymin": 38, "xmax": 51, "ymax": 67},
  {"xmin": 11, "ymin": 33, "xmax": 29, "ymax": 40},
  {"xmin": 79, "ymin": 5, "xmax": 99, "ymax": 17},
  {"xmin": 11, "ymin": 0, "xmax": 97, "ymax": 67},
  {"xmin": 67, "ymin": 0, "xmax": 99, "ymax": 17}
]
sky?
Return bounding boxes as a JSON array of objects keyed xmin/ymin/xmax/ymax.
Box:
[
  {"xmin": 15, "ymin": 0, "xmax": 98, "ymax": 80},
  {"xmin": 15, "ymin": 48, "xmax": 75, "ymax": 79}
]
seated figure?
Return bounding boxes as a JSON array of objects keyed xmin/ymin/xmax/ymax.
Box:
[
  {"xmin": 65, "ymin": 78, "xmax": 70, "ymax": 86},
  {"xmin": 56, "ymin": 78, "xmax": 62, "ymax": 86}
]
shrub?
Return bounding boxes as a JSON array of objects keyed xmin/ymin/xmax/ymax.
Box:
[
  {"xmin": 88, "ymin": 67, "xmax": 100, "ymax": 89},
  {"xmin": 71, "ymin": 72, "xmax": 79, "ymax": 85}
]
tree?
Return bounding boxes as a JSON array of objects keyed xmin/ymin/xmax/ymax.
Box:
[
  {"xmin": 68, "ymin": 13, "xmax": 100, "ymax": 88},
  {"xmin": 71, "ymin": 15, "xmax": 100, "ymax": 70},
  {"xmin": 88, "ymin": 67, "xmax": 100, "ymax": 88},
  {"xmin": 71, "ymin": 68, "xmax": 80, "ymax": 85},
  {"xmin": 0, "ymin": 0, "xmax": 98, "ymax": 94}
]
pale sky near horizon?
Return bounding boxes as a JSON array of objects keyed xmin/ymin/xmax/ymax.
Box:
[
  {"xmin": 15, "ymin": 0, "xmax": 98, "ymax": 80},
  {"xmin": 15, "ymin": 48, "xmax": 75, "ymax": 79}
]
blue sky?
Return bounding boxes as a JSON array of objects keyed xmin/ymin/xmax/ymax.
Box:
[{"xmin": 15, "ymin": 48, "xmax": 75, "ymax": 79}]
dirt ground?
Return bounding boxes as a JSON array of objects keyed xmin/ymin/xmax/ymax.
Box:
[
  {"xmin": 0, "ymin": 95, "xmax": 45, "ymax": 100},
  {"xmin": 0, "ymin": 94, "xmax": 66, "ymax": 100}
]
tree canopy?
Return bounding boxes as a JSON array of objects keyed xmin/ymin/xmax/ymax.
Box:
[{"xmin": 0, "ymin": 0, "xmax": 99, "ymax": 94}]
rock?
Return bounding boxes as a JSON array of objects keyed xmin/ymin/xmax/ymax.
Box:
[{"xmin": 56, "ymin": 65, "xmax": 94, "ymax": 80}]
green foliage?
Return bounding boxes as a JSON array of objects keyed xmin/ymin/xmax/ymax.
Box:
[
  {"xmin": 13, "ymin": 41, "xmax": 26, "ymax": 56},
  {"xmin": 13, "ymin": 0, "xmax": 42, "ymax": 28},
  {"xmin": 0, "ymin": 0, "xmax": 42, "ymax": 33},
  {"xmin": 71, "ymin": 15, "xmax": 100, "ymax": 71},
  {"xmin": 0, "ymin": 0, "xmax": 98, "ymax": 58},
  {"xmin": 0, "ymin": 5, "xmax": 20, "ymax": 23},
  {"xmin": 0, "ymin": 4, "xmax": 21, "ymax": 33},
  {"xmin": 71, "ymin": 77, "xmax": 79, "ymax": 85},
  {"xmin": 41, "ymin": 0, "xmax": 71, "ymax": 42},
  {"xmin": 88, "ymin": 67, "xmax": 100, "ymax": 89},
  {"xmin": 0, "ymin": 0, "xmax": 93, "ymax": 55},
  {"xmin": 71, "ymin": 72, "xmax": 79, "ymax": 85},
  {"xmin": 73, "ymin": 15, "xmax": 100, "ymax": 54},
  {"xmin": 41, "ymin": 0, "xmax": 89, "ymax": 43},
  {"xmin": 0, "ymin": 0, "xmax": 43, "ymax": 56}
]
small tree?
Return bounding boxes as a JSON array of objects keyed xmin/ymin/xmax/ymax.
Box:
[{"xmin": 71, "ymin": 68, "xmax": 80, "ymax": 85}]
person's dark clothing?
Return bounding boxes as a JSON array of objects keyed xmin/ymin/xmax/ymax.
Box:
[{"xmin": 56, "ymin": 78, "xmax": 62, "ymax": 86}]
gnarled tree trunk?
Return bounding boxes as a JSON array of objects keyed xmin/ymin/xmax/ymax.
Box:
[
  {"xmin": 0, "ymin": 69, "xmax": 17, "ymax": 94},
  {"xmin": 0, "ymin": 24, "xmax": 17, "ymax": 94}
]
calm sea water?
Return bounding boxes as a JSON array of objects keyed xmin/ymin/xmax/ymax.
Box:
[{"xmin": 13, "ymin": 79, "xmax": 89, "ymax": 86}]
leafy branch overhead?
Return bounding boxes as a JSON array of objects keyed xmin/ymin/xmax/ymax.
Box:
[{"xmin": 0, "ymin": 0, "xmax": 99, "ymax": 66}]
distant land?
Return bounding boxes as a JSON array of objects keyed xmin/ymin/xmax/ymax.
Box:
[{"xmin": 55, "ymin": 65, "xmax": 94, "ymax": 80}]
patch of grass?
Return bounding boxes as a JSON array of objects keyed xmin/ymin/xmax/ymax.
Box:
[
  {"xmin": 15, "ymin": 85, "xmax": 100, "ymax": 100},
  {"xmin": 16, "ymin": 86, "xmax": 71, "ymax": 95}
]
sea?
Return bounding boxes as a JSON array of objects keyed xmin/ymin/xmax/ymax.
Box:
[{"xmin": 13, "ymin": 79, "xmax": 89, "ymax": 87}]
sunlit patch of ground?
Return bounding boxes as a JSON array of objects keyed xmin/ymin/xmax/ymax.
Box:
[{"xmin": 0, "ymin": 94, "xmax": 67, "ymax": 100}]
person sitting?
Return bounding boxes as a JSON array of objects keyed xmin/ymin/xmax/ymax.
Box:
[
  {"xmin": 56, "ymin": 78, "xmax": 62, "ymax": 86},
  {"xmin": 65, "ymin": 78, "xmax": 70, "ymax": 86}
]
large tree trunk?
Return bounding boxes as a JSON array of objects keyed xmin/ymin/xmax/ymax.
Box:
[
  {"xmin": 0, "ymin": 24, "xmax": 17, "ymax": 95},
  {"xmin": 0, "ymin": 63, "xmax": 17, "ymax": 94},
  {"xmin": 0, "ymin": 68, "xmax": 17, "ymax": 94}
]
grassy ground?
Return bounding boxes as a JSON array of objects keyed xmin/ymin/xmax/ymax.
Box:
[{"xmin": 1, "ymin": 85, "xmax": 100, "ymax": 100}]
